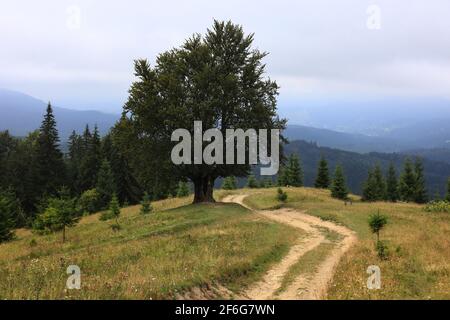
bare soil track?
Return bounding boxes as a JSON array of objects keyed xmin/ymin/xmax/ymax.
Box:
[{"xmin": 222, "ymin": 194, "xmax": 357, "ymax": 300}]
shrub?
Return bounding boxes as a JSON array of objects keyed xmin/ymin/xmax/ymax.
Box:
[
  {"xmin": 33, "ymin": 190, "xmax": 80, "ymax": 242},
  {"xmin": 77, "ymin": 188, "xmax": 101, "ymax": 215},
  {"xmin": 376, "ymin": 240, "xmax": 390, "ymax": 260},
  {"xmin": 424, "ymin": 200, "xmax": 450, "ymax": 213},
  {"xmin": 277, "ymin": 188, "xmax": 287, "ymax": 202},
  {"xmin": 176, "ymin": 181, "xmax": 190, "ymax": 197},
  {"xmin": 0, "ymin": 190, "xmax": 18, "ymax": 243},
  {"xmin": 368, "ymin": 211, "xmax": 388, "ymax": 242},
  {"xmin": 140, "ymin": 192, "xmax": 153, "ymax": 215},
  {"xmin": 222, "ymin": 176, "xmax": 237, "ymax": 190},
  {"xmin": 247, "ymin": 175, "xmax": 258, "ymax": 188}
]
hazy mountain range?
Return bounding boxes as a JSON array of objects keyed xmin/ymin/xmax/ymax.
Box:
[
  {"xmin": 0, "ymin": 89, "xmax": 118, "ymax": 138},
  {"xmin": 1, "ymin": 88, "xmax": 449, "ymax": 156}
]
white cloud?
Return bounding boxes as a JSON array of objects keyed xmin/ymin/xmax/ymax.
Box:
[{"xmin": 1, "ymin": 0, "xmax": 450, "ymax": 111}]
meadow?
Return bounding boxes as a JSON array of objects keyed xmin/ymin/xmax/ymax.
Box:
[
  {"xmin": 0, "ymin": 187, "xmax": 448, "ymax": 299},
  {"xmin": 238, "ymin": 187, "xmax": 450, "ymax": 299},
  {"xmin": 0, "ymin": 194, "xmax": 298, "ymax": 299}
]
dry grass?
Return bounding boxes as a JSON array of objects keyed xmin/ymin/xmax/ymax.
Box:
[
  {"xmin": 0, "ymin": 196, "xmax": 298, "ymax": 299},
  {"xmin": 233, "ymin": 187, "xmax": 450, "ymax": 300}
]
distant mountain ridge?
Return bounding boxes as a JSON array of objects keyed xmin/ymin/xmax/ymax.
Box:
[
  {"xmin": 0, "ymin": 88, "xmax": 118, "ymax": 138},
  {"xmin": 282, "ymin": 140, "xmax": 450, "ymax": 197}
]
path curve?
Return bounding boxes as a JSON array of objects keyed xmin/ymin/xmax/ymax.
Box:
[{"xmin": 222, "ymin": 194, "xmax": 357, "ymax": 300}]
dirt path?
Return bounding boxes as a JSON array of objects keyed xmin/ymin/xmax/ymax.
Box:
[{"xmin": 222, "ymin": 194, "xmax": 356, "ymax": 300}]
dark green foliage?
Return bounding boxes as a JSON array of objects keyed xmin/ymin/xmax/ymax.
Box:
[
  {"xmin": 140, "ymin": 192, "xmax": 153, "ymax": 215},
  {"xmin": 176, "ymin": 181, "xmax": 190, "ymax": 197},
  {"xmin": 362, "ymin": 164, "xmax": 386, "ymax": 202},
  {"xmin": 446, "ymin": 178, "xmax": 450, "ymax": 202},
  {"xmin": 96, "ymin": 160, "xmax": 116, "ymax": 209},
  {"xmin": 35, "ymin": 103, "xmax": 66, "ymax": 199},
  {"xmin": 277, "ymin": 166, "xmax": 289, "ymax": 187},
  {"xmin": 277, "ymin": 188, "xmax": 287, "ymax": 202},
  {"xmin": 0, "ymin": 190, "xmax": 18, "ymax": 243},
  {"xmin": 331, "ymin": 165, "xmax": 348, "ymax": 200},
  {"xmin": 33, "ymin": 188, "xmax": 80, "ymax": 242},
  {"xmin": 101, "ymin": 134, "xmax": 142, "ymax": 204},
  {"xmin": 278, "ymin": 154, "xmax": 303, "ymax": 187},
  {"xmin": 368, "ymin": 211, "xmax": 388, "ymax": 242},
  {"xmin": 77, "ymin": 188, "xmax": 101, "ymax": 215},
  {"xmin": 222, "ymin": 176, "xmax": 237, "ymax": 190},
  {"xmin": 113, "ymin": 20, "xmax": 285, "ymax": 203},
  {"xmin": 376, "ymin": 240, "xmax": 389, "ymax": 260},
  {"xmin": 386, "ymin": 163, "xmax": 399, "ymax": 202},
  {"xmin": 286, "ymin": 154, "xmax": 303, "ymax": 187},
  {"xmin": 314, "ymin": 156, "xmax": 330, "ymax": 189},
  {"xmin": 414, "ymin": 158, "xmax": 428, "ymax": 204},
  {"xmin": 109, "ymin": 195, "xmax": 121, "ymax": 224},
  {"xmin": 247, "ymin": 175, "xmax": 258, "ymax": 188},
  {"xmin": 259, "ymin": 177, "xmax": 273, "ymax": 188},
  {"xmin": 100, "ymin": 194, "xmax": 121, "ymax": 222},
  {"xmin": 399, "ymin": 158, "xmax": 417, "ymax": 202}
]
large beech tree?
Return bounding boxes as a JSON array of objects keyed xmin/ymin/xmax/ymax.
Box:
[{"xmin": 114, "ymin": 20, "xmax": 285, "ymax": 203}]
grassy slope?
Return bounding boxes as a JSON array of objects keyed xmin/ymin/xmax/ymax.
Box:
[
  {"xmin": 0, "ymin": 196, "xmax": 298, "ymax": 299},
  {"xmin": 238, "ymin": 187, "xmax": 450, "ymax": 300}
]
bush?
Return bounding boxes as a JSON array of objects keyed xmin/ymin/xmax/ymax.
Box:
[
  {"xmin": 368, "ymin": 211, "xmax": 388, "ymax": 242},
  {"xmin": 376, "ymin": 240, "xmax": 389, "ymax": 260},
  {"xmin": 222, "ymin": 176, "xmax": 237, "ymax": 190},
  {"xmin": 140, "ymin": 192, "xmax": 153, "ymax": 215},
  {"xmin": 77, "ymin": 189, "xmax": 101, "ymax": 215},
  {"xmin": 176, "ymin": 181, "xmax": 190, "ymax": 197},
  {"xmin": 424, "ymin": 200, "xmax": 450, "ymax": 213},
  {"xmin": 277, "ymin": 188, "xmax": 287, "ymax": 202},
  {"xmin": 33, "ymin": 191, "xmax": 80, "ymax": 242},
  {"xmin": 0, "ymin": 190, "xmax": 18, "ymax": 243}
]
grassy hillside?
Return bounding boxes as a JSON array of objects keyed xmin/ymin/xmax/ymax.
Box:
[
  {"xmin": 0, "ymin": 195, "xmax": 298, "ymax": 299},
  {"xmin": 238, "ymin": 187, "xmax": 450, "ymax": 299}
]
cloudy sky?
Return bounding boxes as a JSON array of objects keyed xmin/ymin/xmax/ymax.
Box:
[{"xmin": 1, "ymin": 0, "xmax": 450, "ymax": 115}]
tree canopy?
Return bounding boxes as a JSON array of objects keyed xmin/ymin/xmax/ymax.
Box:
[{"xmin": 113, "ymin": 20, "xmax": 285, "ymax": 203}]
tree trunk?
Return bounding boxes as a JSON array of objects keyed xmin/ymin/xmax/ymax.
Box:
[{"xmin": 193, "ymin": 176, "xmax": 216, "ymax": 203}]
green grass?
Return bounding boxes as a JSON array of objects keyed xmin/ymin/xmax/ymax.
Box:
[{"xmin": 0, "ymin": 198, "xmax": 298, "ymax": 299}]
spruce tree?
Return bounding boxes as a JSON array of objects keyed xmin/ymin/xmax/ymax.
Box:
[
  {"xmin": 0, "ymin": 191, "xmax": 16, "ymax": 243},
  {"xmin": 247, "ymin": 174, "xmax": 258, "ymax": 188},
  {"xmin": 35, "ymin": 103, "xmax": 65, "ymax": 197},
  {"xmin": 446, "ymin": 177, "xmax": 450, "ymax": 202},
  {"xmin": 414, "ymin": 158, "xmax": 428, "ymax": 204},
  {"xmin": 140, "ymin": 192, "xmax": 153, "ymax": 215},
  {"xmin": 277, "ymin": 165, "xmax": 289, "ymax": 187},
  {"xmin": 331, "ymin": 165, "xmax": 349, "ymax": 200},
  {"xmin": 373, "ymin": 164, "xmax": 386, "ymax": 200},
  {"xmin": 176, "ymin": 181, "xmax": 190, "ymax": 197},
  {"xmin": 33, "ymin": 187, "xmax": 79, "ymax": 243},
  {"xmin": 287, "ymin": 154, "xmax": 303, "ymax": 187},
  {"xmin": 96, "ymin": 160, "xmax": 116, "ymax": 209},
  {"xmin": 222, "ymin": 176, "xmax": 237, "ymax": 190},
  {"xmin": 315, "ymin": 156, "xmax": 330, "ymax": 189},
  {"xmin": 362, "ymin": 169, "xmax": 377, "ymax": 202},
  {"xmin": 386, "ymin": 163, "xmax": 399, "ymax": 202},
  {"xmin": 109, "ymin": 194, "xmax": 121, "ymax": 226},
  {"xmin": 399, "ymin": 158, "xmax": 416, "ymax": 202}
]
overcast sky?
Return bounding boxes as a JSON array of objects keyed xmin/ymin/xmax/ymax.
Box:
[{"xmin": 1, "ymin": 0, "xmax": 450, "ymax": 114}]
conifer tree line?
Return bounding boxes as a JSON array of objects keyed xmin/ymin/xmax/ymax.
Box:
[
  {"xmin": 0, "ymin": 103, "xmax": 187, "ymax": 242},
  {"xmin": 362, "ymin": 158, "xmax": 428, "ymax": 203}
]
